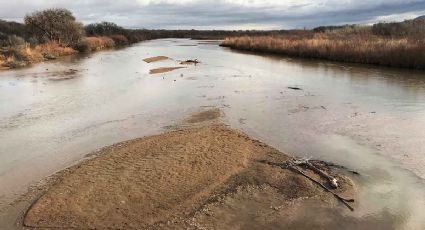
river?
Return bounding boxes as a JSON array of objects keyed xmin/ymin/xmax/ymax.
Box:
[{"xmin": 1, "ymin": 39, "xmax": 425, "ymax": 229}]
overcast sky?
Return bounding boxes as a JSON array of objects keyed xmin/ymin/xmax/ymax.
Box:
[{"xmin": 1, "ymin": 0, "xmax": 425, "ymax": 29}]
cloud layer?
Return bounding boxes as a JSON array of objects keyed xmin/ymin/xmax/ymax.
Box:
[{"xmin": 1, "ymin": 0, "xmax": 425, "ymax": 29}]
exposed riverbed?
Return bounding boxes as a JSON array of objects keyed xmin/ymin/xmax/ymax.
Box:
[{"xmin": 1, "ymin": 39, "xmax": 425, "ymax": 229}]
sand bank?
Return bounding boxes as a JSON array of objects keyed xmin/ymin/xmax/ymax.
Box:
[
  {"xmin": 143, "ymin": 56, "xmax": 169, "ymax": 63},
  {"xmin": 22, "ymin": 109, "xmax": 355, "ymax": 229},
  {"xmin": 149, "ymin": 67, "xmax": 185, "ymax": 74}
]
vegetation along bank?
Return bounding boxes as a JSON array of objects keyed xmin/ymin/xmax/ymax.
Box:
[
  {"xmin": 0, "ymin": 8, "xmax": 269, "ymax": 70},
  {"xmin": 3, "ymin": 8, "xmax": 425, "ymax": 70},
  {"xmin": 221, "ymin": 17, "xmax": 425, "ymax": 70}
]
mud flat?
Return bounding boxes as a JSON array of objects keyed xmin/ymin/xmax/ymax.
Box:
[
  {"xmin": 143, "ymin": 56, "xmax": 170, "ymax": 63},
  {"xmin": 149, "ymin": 67, "xmax": 185, "ymax": 74},
  {"xmin": 15, "ymin": 109, "xmax": 354, "ymax": 229},
  {"xmin": 185, "ymin": 108, "xmax": 220, "ymax": 123}
]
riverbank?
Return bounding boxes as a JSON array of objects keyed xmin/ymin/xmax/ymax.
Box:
[
  {"xmin": 0, "ymin": 42, "xmax": 77, "ymax": 70},
  {"xmin": 221, "ymin": 34, "xmax": 425, "ymax": 70},
  {"xmin": 0, "ymin": 36, "xmax": 142, "ymax": 70},
  {"xmin": 12, "ymin": 109, "xmax": 354, "ymax": 229}
]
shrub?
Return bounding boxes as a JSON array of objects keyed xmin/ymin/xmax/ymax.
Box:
[
  {"xmin": 0, "ymin": 54, "xmax": 6, "ymax": 66},
  {"xmin": 34, "ymin": 42, "xmax": 77, "ymax": 58},
  {"xmin": 73, "ymin": 40, "xmax": 91, "ymax": 53},
  {"xmin": 0, "ymin": 35, "xmax": 26, "ymax": 47},
  {"xmin": 84, "ymin": 36, "xmax": 115, "ymax": 51},
  {"xmin": 27, "ymin": 37, "xmax": 40, "ymax": 47},
  {"xmin": 108, "ymin": 34, "xmax": 129, "ymax": 46},
  {"xmin": 0, "ymin": 19, "xmax": 32, "ymax": 41},
  {"xmin": 24, "ymin": 8, "xmax": 84, "ymax": 46},
  {"xmin": 85, "ymin": 22, "xmax": 125, "ymax": 36}
]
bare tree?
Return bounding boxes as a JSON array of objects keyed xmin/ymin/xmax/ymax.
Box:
[{"xmin": 24, "ymin": 8, "xmax": 84, "ymax": 46}]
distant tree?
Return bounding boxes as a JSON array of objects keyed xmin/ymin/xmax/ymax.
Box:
[
  {"xmin": 84, "ymin": 22, "xmax": 125, "ymax": 36},
  {"xmin": 0, "ymin": 19, "xmax": 31, "ymax": 39},
  {"xmin": 24, "ymin": 8, "xmax": 84, "ymax": 46},
  {"xmin": 0, "ymin": 19, "xmax": 36, "ymax": 47},
  {"xmin": 372, "ymin": 18, "xmax": 425, "ymax": 39}
]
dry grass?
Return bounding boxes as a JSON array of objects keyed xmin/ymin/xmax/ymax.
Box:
[
  {"xmin": 108, "ymin": 34, "xmax": 129, "ymax": 46},
  {"xmin": 34, "ymin": 42, "xmax": 76, "ymax": 57},
  {"xmin": 0, "ymin": 36, "xmax": 123, "ymax": 69},
  {"xmin": 84, "ymin": 36, "xmax": 115, "ymax": 51},
  {"xmin": 0, "ymin": 54, "xmax": 9, "ymax": 69},
  {"xmin": 221, "ymin": 33, "xmax": 425, "ymax": 69},
  {"xmin": 0, "ymin": 42, "xmax": 77, "ymax": 69}
]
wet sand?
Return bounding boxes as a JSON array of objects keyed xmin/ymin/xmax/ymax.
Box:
[
  {"xmin": 22, "ymin": 110, "xmax": 354, "ymax": 229},
  {"xmin": 185, "ymin": 108, "xmax": 220, "ymax": 123},
  {"xmin": 149, "ymin": 67, "xmax": 185, "ymax": 74},
  {"xmin": 143, "ymin": 56, "xmax": 169, "ymax": 63}
]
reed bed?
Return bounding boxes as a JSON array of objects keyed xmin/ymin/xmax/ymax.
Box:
[{"xmin": 221, "ymin": 33, "xmax": 425, "ymax": 69}]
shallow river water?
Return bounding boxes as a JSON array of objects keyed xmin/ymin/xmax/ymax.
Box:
[{"xmin": 1, "ymin": 39, "xmax": 425, "ymax": 229}]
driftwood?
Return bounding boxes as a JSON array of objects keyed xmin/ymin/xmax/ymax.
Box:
[
  {"xmin": 288, "ymin": 164, "xmax": 355, "ymax": 211},
  {"xmin": 311, "ymin": 160, "xmax": 360, "ymax": 175},
  {"xmin": 301, "ymin": 160, "xmax": 338, "ymax": 189},
  {"xmin": 287, "ymin": 86, "xmax": 302, "ymax": 90},
  {"xmin": 263, "ymin": 158, "xmax": 355, "ymax": 211},
  {"xmin": 180, "ymin": 59, "xmax": 200, "ymax": 65}
]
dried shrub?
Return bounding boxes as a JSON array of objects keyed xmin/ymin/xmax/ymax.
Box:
[
  {"xmin": 84, "ymin": 36, "xmax": 115, "ymax": 51},
  {"xmin": 34, "ymin": 42, "xmax": 76, "ymax": 57},
  {"xmin": 108, "ymin": 34, "xmax": 129, "ymax": 46},
  {"xmin": 73, "ymin": 40, "xmax": 91, "ymax": 53}
]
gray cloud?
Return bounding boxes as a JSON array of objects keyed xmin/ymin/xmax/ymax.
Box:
[{"xmin": 1, "ymin": 0, "xmax": 425, "ymax": 29}]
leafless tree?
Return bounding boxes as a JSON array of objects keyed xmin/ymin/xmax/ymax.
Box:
[{"xmin": 24, "ymin": 8, "xmax": 84, "ymax": 46}]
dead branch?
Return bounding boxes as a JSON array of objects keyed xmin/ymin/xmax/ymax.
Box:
[
  {"xmin": 304, "ymin": 161, "xmax": 338, "ymax": 188},
  {"xmin": 260, "ymin": 159, "xmax": 355, "ymax": 211},
  {"xmin": 288, "ymin": 165, "xmax": 355, "ymax": 211},
  {"xmin": 180, "ymin": 59, "xmax": 200, "ymax": 65}
]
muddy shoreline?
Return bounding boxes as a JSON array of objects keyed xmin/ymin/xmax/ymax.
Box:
[{"xmin": 2, "ymin": 109, "xmax": 356, "ymax": 229}]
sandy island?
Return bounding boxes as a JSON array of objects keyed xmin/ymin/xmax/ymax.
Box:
[
  {"xmin": 22, "ymin": 109, "xmax": 355, "ymax": 229},
  {"xmin": 149, "ymin": 67, "xmax": 185, "ymax": 74},
  {"xmin": 143, "ymin": 56, "xmax": 169, "ymax": 63}
]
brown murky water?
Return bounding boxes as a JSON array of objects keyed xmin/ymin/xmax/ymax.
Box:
[{"xmin": 1, "ymin": 39, "xmax": 425, "ymax": 229}]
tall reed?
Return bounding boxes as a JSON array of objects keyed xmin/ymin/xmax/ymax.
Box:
[{"xmin": 221, "ymin": 33, "xmax": 425, "ymax": 69}]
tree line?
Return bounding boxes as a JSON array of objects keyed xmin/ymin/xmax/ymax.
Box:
[
  {"xmin": 1, "ymin": 8, "xmax": 424, "ymax": 50},
  {"xmin": 313, "ymin": 16, "xmax": 425, "ymax": 39},
  {"xmin": 0, "ymin": 8, "xmax": 283, "ymax": 50}
]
